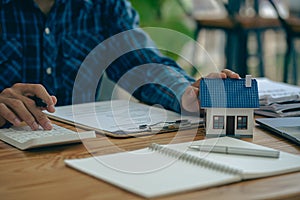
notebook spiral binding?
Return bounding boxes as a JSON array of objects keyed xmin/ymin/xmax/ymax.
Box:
[{"xmin": 149, "ymin": 143, "xmax": 242, "ymax": 175}]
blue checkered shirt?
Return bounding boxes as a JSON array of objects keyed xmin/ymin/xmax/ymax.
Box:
[{"xmin": 0, "ymin": 0, "xmax": 194, "ymax": 113}]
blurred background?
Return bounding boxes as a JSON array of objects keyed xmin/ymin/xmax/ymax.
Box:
[
  {"xmin": 99, "ymin": 0, "xmax": 300, "ymax": 100},
  {"xmin": 130, "ymin": 0, "xmax": 300, "ymax": 85}
]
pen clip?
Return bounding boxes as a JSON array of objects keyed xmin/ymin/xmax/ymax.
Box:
[
  {"xmin": 189, "ymin": 145, "xmax": 227, "ymax": 153},
  {"xmin": 139, "ymin": 120, "xmax": 191, "ymax": 132}
]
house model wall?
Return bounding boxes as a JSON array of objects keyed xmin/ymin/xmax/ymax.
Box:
[{"xmin": 199, "ymin": 76, "xmax": 259, "ymax": 137}]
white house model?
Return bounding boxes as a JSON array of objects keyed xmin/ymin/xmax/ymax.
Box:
[{"xmin": 199, "ymin": 76, "xmax": 259, "ymax": 137}]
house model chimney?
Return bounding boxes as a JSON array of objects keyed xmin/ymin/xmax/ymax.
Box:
[{"xmin": 245, "ymin": 75, "xmax": 252, "ymax": 87}]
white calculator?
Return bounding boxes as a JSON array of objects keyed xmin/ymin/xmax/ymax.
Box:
[{"xmin": 0, "ymin": 124, "xmax": 96, "ymax": 150}]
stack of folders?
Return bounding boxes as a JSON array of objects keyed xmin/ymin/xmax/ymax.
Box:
[
  {"xmin": 65, "ymin": 137, "xmax": 300, "ymax": 198},
  {"xmin": 255, "ymin": 78, "xmax": 300, "ymax": 117}
]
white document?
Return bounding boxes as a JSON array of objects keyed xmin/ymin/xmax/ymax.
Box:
[{"xmin": 47, "ymin": 100, "xmax": 202, "ymax": 137}]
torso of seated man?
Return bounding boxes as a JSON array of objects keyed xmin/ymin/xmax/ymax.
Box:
[{"xmin": 0, "ymin": 0, "xmax": 194, "ymax": 112}]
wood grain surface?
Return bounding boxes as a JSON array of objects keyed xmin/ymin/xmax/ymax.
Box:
[{"xmin": 0, "ymin": 119, "xmax": 299, "ymax": 200}]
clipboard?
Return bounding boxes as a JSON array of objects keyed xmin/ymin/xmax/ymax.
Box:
[{"xmin": 47, "ymin": 100, "xmax": 203, "ymax": 138}]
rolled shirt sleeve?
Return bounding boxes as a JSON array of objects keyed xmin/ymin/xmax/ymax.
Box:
[{"xmin": 103, "ymin": 0, "xmax": 195, "ymax": 113}]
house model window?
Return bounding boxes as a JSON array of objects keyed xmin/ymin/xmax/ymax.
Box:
[
  {"xmin": 213, "ymin": 116, "xmax": 224, "ymax": 129},
  {"xmin": 237, "ymin": 116, "xmax": 248, "ymax": 130},
  {"xmin": 199, "ymin": 76, "xmax": 259, "ymax": 137}
]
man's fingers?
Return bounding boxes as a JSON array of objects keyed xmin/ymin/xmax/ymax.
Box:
[
  {"xmin": 0, "ymin": 89, "xmax": 38, "ymax": 129},
  {"xmin": 51, "ymin": 95, "xmax": 57, "ymax": 104},
  {"xmin": 0, "ymin": 91, "xmax": 52, "ymax": 130},
  {"xmin": 192, "ymin": 78, "xmax": 201, "ymax": 88},
  {"xmin": 47, "ymin": 96, "xmax": 57, "ymax": 113},
  {"xmin": 181, "ymin": 86, "xmax": 200, "ymax": 113},
  {"xmin": 0, "ymin": 103, "xmax": 21, "ymax": 126},
  {"xmin": 28, "ymin": 108, "xmax": 53, "ymax": 130},
  {"xmin": 205, "ymin": 72, "xmax": 227, "ymax": 79},
  {"xmin": 1, "ymin": 97, "xmax": 39, "ymax": 130},
  {"xmin": 203, "ymin": 69, "xmax": 241, "ymax": 80},
  {"xmin": 13, "ymin": 83, "xmax": 56, "ymax": 108},
  {"xmin": 19, "ymin": 94, "xmax": 53, "ymax": 130},
  {"xmin": 13, "ymin": 84, "xmax": 55, "ymax": 129},
  {"xmin": 221, "ymin": 69, "xmax": 241, "ymax": 79},
  {"xmin": 0, "ymin": 83, "xmax": 55, "ymax": 130}
]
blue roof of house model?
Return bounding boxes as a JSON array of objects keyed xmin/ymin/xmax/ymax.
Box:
[{"xmin": 200, "ymin": 78, "xmax": 259, "ymax": 108}]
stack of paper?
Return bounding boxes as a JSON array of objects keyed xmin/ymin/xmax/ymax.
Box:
[{"xmin": 255, "ymin": 78, "xmax": 300, "ymax": 117}]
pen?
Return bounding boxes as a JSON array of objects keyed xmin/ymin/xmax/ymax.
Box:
[
  {"xmin": 189, "ymin": 145, "xmax": 280, "ymax": 158},
  {"xmin": 28, "ymin": 96, "xmax": 47, "ymax": 107},
  {"xmin": 139, "ymin": 120, "xmax": 191, "ymax": 131}
]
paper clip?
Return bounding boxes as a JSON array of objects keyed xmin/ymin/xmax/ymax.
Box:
[{"xmin": 139, "ymin": 120, "xmax": 191, "ymax": 132}]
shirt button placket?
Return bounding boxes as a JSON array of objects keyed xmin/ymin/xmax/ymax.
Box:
[
  {"xmin": 44, "ymin": 27, "xmax": 53, "ymax": 76},
  {"xmin": 45, "ymin": 27, "xmax": 51, "ymax": 35},
  {"xmin": 43, "ymin": 24, "xmax": 56, "ymax": 92},
  {"xmin": 46, "ymin": 67, "xmax": 52, "ymax": 75}
]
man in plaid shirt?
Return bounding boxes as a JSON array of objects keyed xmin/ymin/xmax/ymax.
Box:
[{"xmin": 0, "ymin": 0, "xmax": 239, "ymax": 130}]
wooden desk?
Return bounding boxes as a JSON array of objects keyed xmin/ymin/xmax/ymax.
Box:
[{"xmin": 1, "ymin": 120, "xmax": 300, "ymax": 200}]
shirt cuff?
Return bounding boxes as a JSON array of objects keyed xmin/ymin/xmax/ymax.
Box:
[
  {"xmin": 170, "ymin": 82, "xmax": 191, "ymax": 114},
  {"xmin": 1, "ymin": 121, "xmax": 12, "ymax": 129}
]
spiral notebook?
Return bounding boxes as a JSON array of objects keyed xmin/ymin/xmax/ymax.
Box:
[{"xmin": 65, "ymin": 137, "xmax": 300, "ymax": 198}]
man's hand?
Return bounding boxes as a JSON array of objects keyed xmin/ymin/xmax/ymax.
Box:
[
  {"xmin": 0, "ymin": 83, "xmax": 57, "ymax": 130},
  {"xmin": 181, "ymin": 69, "xmax": 241, "ymax": 113}
]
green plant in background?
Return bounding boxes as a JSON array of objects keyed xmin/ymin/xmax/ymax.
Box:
[{"xmin": 129, "ymin": 0, "xmax": 195, "ymax": 61}]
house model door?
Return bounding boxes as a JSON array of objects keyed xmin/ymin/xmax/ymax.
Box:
[{"xmin": 226, "ymin": 116, "xmax": 235, "ymax": 136}]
